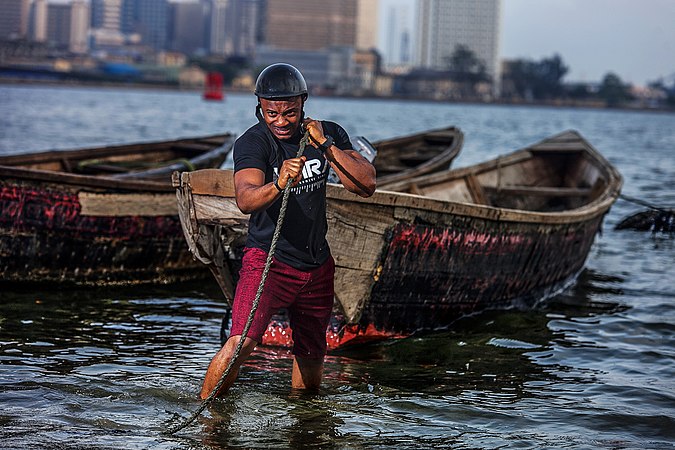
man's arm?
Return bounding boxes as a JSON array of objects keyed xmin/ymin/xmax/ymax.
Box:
[
  {"xmin": 234, "ymin": 156, "xmax": 306, "ymax": 214},
  {"xmin": 303, "ymin": 118, "xmax": 376, "ymax": 198}
]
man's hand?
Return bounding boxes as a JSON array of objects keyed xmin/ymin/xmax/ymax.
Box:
[
  {"xmin": 303, "ymin": 117, "xmax": 328, "ymax": 149},
  {"xmin": 278, "ymin": 156, "xmax": 306, "ymax": 189}
]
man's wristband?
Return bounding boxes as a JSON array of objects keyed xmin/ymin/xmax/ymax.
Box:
[
  {"xmin": 318, "ymin": 135, "xmax": 334, "ymax": 153},
  {"xmin": 274, "ymin": 179, "xmax": 283, "ymax": 192}
]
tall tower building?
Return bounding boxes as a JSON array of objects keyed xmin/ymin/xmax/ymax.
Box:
[
  {"xmin": 170, "ymin": 0, "xmax": 209, "ymax": 55},
  {"xmin": 91, "ymin": 0, "xmax": 122, "ymax": 32},
  {"xmin": 70, "ymin": 0, "xmax": 90, "ymax": 54},
  {"xmin": 417, "ymin": 0, "xmax": 501, "ymax": 82},
  {"xmin": 208, "ymin": 0, "xmax": 262, "ymax": 57},
  {"xmin": 264, "ymin": 0, "xmax": 357, "ymax": 51},
  {"xmin": 231, "ymin": 0, "xmax": 263, "ymax": 57},
  {"xmin": 209, "ymin": 0, "xmax": 229, "ymax": 54},
  {"xmin": 47, "ymin": 3, "xmax": 70, "ymax": 47},
  {"xmin": 356, "ymin": 0, "xmax": 378, "ymax": 50},
  {"xmin": 131, "ymin": 0, "xmax": 169, "ymax": 50},
  {"xmin": 90, "ymin": 0, "xmax": 125, "ymax": 47},
  {"xmin": 29, "ymin": 0, "xmax": 47, "ymax": 42},
  {"xmin": 0, "ymin": 0, "xmax": 31, "ymax": 40}
]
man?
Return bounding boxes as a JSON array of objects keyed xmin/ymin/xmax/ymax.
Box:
[{"xmin": 200, "ymin": 63, "xmax": 376, "ymax": 399}]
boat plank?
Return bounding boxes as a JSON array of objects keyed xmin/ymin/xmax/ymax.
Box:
[
  {"xmin": 484, "ymin": 186, "xmax": 592, "ymax": 197},
  {"xmin": 79, "ymin": 192, "xmax": 177, "ymax": 216}
]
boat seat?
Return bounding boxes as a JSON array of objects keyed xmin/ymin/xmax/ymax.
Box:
[{"xmin": 484, "ymin": 185, "xmax": 592, "ymax": 197}]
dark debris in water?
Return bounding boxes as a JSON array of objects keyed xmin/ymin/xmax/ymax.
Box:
[{"xmin": 615, "ymin": 209, "xmax": 675, "ymax": 233}]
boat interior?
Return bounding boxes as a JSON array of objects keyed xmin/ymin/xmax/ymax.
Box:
[
  {"xmin": 388, "ymin": 148, "xmax": 609, "ymax": 213},
  {"xmin": 373, "ymin": 129, "xmax": 457, "ymax": 177}
]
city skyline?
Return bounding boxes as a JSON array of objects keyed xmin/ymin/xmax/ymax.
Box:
[
  {"xmin": 3, "ymin": 0, "xmax": 674, "ymax": 87},
  {"xmin": 379, "ymin": 0, "xmax": 675, "ymax": 86}
]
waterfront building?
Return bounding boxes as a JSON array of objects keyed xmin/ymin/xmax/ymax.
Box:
[
  {"xmin": 417, "ymin": 0, "xmax": 501, "ymax": 86},
  {"xmin": 208, "ymin": 0, "xmax": 229, "ymax": 55},
  {"xmin": 46, "ymin": 0, "xmax": 89, "ymax": 54},
  {"xmin": 126, "ymin": 0, "xmax": 169, "ymax": 51},
  {"xmin": 29, "ymin": 0, "xmax": 47, "ymax": 42},
  {"xmin": 70, "ymin": 0, "xmax": 89, "ymax": 54},
  {"xmin": 169, "ymin": 1, "xmax": 209, "ymax": 55},
  {"xmin": 255, "ymin": 46, "xmax": 354, "ymax": 92},
  {"xmin": 229, "ymin": 0, "xmax": 263, "ymax": 58},
  {"xmin": 264, "ymin": 0, "xmax": 358, "ymax": 51},
  {"xmin": 0, "ymin": 0, "xmax": 31, "ymax": 40},
  {"xmin": 207, "ymin": 0, "xmax": 262, "ymax": 58},
  {"xmin": 46, "ymin": 3, "xmax": 70, "ymax": 48},
  {"xmin": 90, "ymin": 0, "xmax": 125, "ymax": 48},
  {"xmin": 91, "ymin": 0, "xmax": 122, "ymax": 31},
  {"xmin": 356, "ymin": 0, "xmax": 378, "ymax": 50}
]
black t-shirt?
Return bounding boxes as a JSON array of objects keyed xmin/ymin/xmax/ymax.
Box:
[{"xmin": 233, "ymin": 120, "xmax": 353, "ymax": 270}]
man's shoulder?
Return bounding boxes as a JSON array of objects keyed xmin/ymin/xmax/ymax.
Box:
[
  {"xmin": 235, "ymin": 123, "xmax": 272, "ymax": 151},
  {"xmin": 321, "ymin": 120, "xmax": 346, "ymax": 134},
  {"xmin": 321, "ymin": 121, "xmax": 351, "ymax": 148}
]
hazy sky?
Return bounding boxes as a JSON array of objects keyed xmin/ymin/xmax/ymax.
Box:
[{"xmin": 378, "ymin": 0, "xmax": 675, "ymax": 86}]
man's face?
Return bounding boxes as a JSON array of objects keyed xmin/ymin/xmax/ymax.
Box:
[{"xmin": 259, "ymin": 96, "xmax": 303, "ymax": 140}]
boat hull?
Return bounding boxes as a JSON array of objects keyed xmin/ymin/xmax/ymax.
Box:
[
  {"xmin": 0, "ymin": 133, "xmax": 235, "ymax": 285},
  {"xmin": 0, "ymin": 178, "xmax": 204, "ymax": 285}
]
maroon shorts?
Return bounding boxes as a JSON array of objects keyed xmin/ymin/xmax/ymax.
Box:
[{"xmin": 230, "ymin": 247, "xmax": 335, "ymax": 359}]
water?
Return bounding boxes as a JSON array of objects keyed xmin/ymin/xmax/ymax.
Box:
[{"xmin": 1, "ymin": 85, "xmax": 674, "ymax": 449}]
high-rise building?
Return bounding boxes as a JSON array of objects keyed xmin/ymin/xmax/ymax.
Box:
[
  {"xmin": 70, "ymin": 0, "xmax": 90, "ymax": 54},
  {"xmin": 0, "ymin": 0, "xmax": 31, "ymax": 40},
  {"xmin": 127, "ymin": 0, "xmax": 169, "ymax": 50},
  {"xmin": 231, "ymin": 0, "xmax": 263, "ymax": 57},
  {"xmin": 264, "ymin": 0, "xmax": 357, "ymax": 51},
  {"xmin": 47, "ymin": 3, "xmax": 70, "ymax": 47},
  {"xmin": 169, "ymin": 0, "xmax": 209, "ymax": 55},
  {"xmin": 91, "ymin": 0, "xmax": 122, "ymax": 31},
  {"xmin": 417, "ymin": 0, "xmax": 501, "ymax": 82},
  {"xmin": 29, "ymin": 0, "xmax": 47, "ymax": 42},
  {"xmin": 90, "ymin": 0, "xmax": 125, "ymax": 47},
  {"xmin": 208, "ymin": 0, "xmax": 230, "ymax": 54},
  {"xmin": 356, "ymin": 0, "xmax": 378, "ymax": 50}
]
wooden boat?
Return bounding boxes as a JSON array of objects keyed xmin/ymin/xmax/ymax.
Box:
[
  {"xmin": 0, "ymin": 133, "xmax": 235, "ymax": 285},
  {"xmin": 368, "ymin": 126, "xmax": 462, "ymax": 188},
  {"xmin": 175, "ymin": 130, "xmax": 622, "ymax": 350}
]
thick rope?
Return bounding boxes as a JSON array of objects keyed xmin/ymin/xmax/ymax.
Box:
[{"xmin": 167, "ymin": 131, "xmax": 310, "ymax": 434}]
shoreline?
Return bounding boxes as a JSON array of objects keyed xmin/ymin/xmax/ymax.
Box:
[{"xmin": 2, "ymin": 78, "xmax": 672, "ymax": 115}]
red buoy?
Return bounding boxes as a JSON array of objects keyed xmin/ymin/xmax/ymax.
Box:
[{"xmin": 203, "ymin": 72, "xmax": 224, "ymax": 101}]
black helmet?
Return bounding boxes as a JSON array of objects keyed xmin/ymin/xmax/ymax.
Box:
[{"xmin": 254, "ymin": 63, "xmax": 308, "ymax": 99}]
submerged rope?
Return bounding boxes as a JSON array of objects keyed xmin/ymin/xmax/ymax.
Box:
[{"xmin": 167, "ymin": 131, "xmax": 310, "ymax": 435}]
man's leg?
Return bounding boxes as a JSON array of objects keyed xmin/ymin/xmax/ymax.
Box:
[
  {"xmin": 288, "ymin": 256, "xmax": 335, "ymax": 391},
  {"xmin": 200, "ymin": 334, "xmax": 257, "ymax": 399},
  {"xmin": 291, "ymin": 355, "xmax": 324, "ymax": 390}
]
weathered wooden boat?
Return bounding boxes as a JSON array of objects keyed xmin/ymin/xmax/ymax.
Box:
[
  {"xmin": 175, "ymin": 129, "xmax": 621, "ymax": 350},
  {"xmin": 0, "ymin": 133, "xmax": 235, "ymax": 285},
  {"xmin": 368, "ymin": 126, "xmax": 463, "ymax": 188}
]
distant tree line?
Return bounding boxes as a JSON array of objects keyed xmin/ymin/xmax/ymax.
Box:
[{"xmin": 500, "ymin": 52, "xmax": 675, "ymax": 109}]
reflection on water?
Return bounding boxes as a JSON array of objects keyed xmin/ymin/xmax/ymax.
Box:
[
  {"xmin": 0, "ymin": 86, "xmax": 674, "ymax": 448},
  {"xmin": 2, "ymin": 263, "xmax": 672, "ymax": 449}
]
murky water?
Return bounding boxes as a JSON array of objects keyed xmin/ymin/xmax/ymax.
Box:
[{"xmin": 1, "ymin": 85, "xmax": 674, "ymax": 449}]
